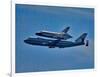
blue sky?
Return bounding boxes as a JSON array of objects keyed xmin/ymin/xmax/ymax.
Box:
[{"xmin": 15, "ymin": 4, "xmax": 94, "ymax": 73}]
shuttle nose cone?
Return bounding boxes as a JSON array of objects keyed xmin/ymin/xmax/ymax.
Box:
[{"xmin": 35, "ymin": 32, "xmax": 42, "ymax": 35}]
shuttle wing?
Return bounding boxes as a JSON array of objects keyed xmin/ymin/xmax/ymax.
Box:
[{"xmin": 35, "ymin": 27, "xmax": 72, "ymax": 40}]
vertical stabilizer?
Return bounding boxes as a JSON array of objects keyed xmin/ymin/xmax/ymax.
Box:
[
  {"xmin": 62, "ymin": 27, "xmax": 70, "ymax": 33},
  {"xmin": 75, "ymin": 33, "xmax": 87, "ymax": 43}
]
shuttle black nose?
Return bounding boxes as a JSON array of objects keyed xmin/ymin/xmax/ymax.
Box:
[{"xmin": 35, "ymin": 32, "xmax": 42, "ymax": 35}]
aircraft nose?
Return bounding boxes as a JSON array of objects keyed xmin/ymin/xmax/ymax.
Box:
[{"xmin": 24, "ymin": 39, "xmax": 29, "ymax": 43}]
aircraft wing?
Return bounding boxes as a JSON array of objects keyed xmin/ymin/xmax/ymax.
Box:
[{"xmin": 48, "ymin": 39, "xmax": 61, "ymax": 48}]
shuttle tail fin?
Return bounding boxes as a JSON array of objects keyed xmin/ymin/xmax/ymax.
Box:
[
  {"xmin": 75, "ymin": 33, "xmax": 87, "ymax": 43},
  {"xmin": 62, "ymin": 27, "xmax": 70, "ymax": 33}
]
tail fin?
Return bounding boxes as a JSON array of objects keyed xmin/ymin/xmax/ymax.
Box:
[
  {"xmin": 75, "ymin": 33, "xmax": 87, "ymax": 43},
  {"xmin": 62, "ymin": 27, "xmax": 70, "ymax": 33}
]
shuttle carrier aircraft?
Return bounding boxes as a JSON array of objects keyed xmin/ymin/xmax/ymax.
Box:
[{"xmin": 24, "ymin": 27, "xmax": 88, "ymax": 48}]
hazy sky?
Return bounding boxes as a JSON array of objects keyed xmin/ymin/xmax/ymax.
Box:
[{"xmin": 15, "ymin": 4, "xmax": 94, "ymax": 73}]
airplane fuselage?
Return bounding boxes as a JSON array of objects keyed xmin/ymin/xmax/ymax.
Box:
[{"xmin": 24, "ymin": 37, "xmax": 84, "ymax": 48}]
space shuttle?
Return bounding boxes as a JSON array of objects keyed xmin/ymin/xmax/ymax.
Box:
[{"xmin": 35, "ymin": 27, "xmax": 72, "ymax": 40}]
